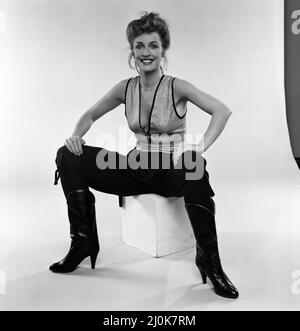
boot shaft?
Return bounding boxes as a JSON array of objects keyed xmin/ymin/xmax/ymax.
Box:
[
  {"xmin": 185, "ymin": 196, "xmax": 217, "ymax": 243},
  {"xmin": 67, "ymin": 189, "xmax": 99, "ymax": 250}
]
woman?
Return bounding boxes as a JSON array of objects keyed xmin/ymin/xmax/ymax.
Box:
[{"xmin": 51, "ymin": 12, "xmax": 239, "ymax": 299}]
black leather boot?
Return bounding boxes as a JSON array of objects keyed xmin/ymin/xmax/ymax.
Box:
[
  {"xmin": 49, "ymin": 189, "xmax": 100, "ymax": 273},
  {"xmin": 185, "ymin": 197, "xmax": 239, "ymax": 299}
]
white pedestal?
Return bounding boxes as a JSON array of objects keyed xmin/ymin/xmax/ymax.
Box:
[{"xmin": 121, "ymin": 194, "xmax": 195, "ymax": 257}]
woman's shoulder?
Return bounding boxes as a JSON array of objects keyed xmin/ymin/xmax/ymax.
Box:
[
  {"xmin": 118, "ymin": 75, "xmax": 137, "ymax": 85},
  {"xmin": 166, "ymin": 74, "xmax": 189, "ymax": 86},
  {"xmin": 113, "ymin": 76, "xmax": 137, "ymax": 103},
  {"xmin": 120, "ymin": 76, "xmax": 139, "ymax": 90},
  {"xmin": 167, "ymin": 75, "xmax": 192, "ymax": 100},
  {"xmin": 167, "ymin": 74, "xmax": 188, "ymax": 84}
]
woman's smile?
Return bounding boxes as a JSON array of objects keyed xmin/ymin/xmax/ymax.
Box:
[{"xmin": 140, "ymin": 59, "xmax": 155, "ymax": 65}]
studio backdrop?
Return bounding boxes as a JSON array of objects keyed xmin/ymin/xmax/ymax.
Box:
[{"xmin": 1, "ymin": 0, "xmax": 298, "ymax": 191}]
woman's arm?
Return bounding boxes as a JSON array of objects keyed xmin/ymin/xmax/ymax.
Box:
[
  {"xmin": 65, "ymin": 79, "xmax": 128, "ymax": 155},
  {"xmin": 71, "ymin": 79, "xmax": 128, "ymax": 137},
  {"xmin": 174, "ymin": 78, "xmax": 232, "ymax": 153}
]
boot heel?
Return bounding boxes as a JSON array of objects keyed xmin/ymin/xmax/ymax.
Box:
[
  {"xmin": 185, "ymin": 202, "xmax": 239, "ymax": 299},
  {"xmin": 90, "ymin": 253, "xmax": 98, "ymax": 269},
  {"xmin": 200, "ymin": 270, "xmax": 207, "ymax": 284}
]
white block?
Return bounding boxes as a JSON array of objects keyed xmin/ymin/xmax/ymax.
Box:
[{"xmin": 121, "ymin": 194, "xmax": 195, "ymax": 257}]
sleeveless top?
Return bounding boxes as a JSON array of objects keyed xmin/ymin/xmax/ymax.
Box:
[{"xmin": 124, "ymin": 74, "xmax": 187, "ymax": 153}]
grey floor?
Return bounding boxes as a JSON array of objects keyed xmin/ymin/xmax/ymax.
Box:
[{"xmin": 1, "ymin": 177, "xmax": 300, "ymax": 311}]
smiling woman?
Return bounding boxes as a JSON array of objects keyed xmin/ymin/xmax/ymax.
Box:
[
  {"xmin": 51, "ymin": 11, "xmax": 238, "ymax": 300},
  {"xmin": 126, "ymin": 12, "xmax": 170, "ymax": 77},
  {"xmin": 133, "ymin": 35, "xmax": 163, "ymax": 75}
]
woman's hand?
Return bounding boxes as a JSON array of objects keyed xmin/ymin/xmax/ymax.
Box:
[
  {"xmin": 65, "ymin": 136, "xmax": 86, "ymax": 156},
  {"xmin": 172, "ymin": 143, "xmax": 204, "ymax": 167}
]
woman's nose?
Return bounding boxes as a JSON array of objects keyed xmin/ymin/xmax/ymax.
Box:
[{"xmin": 142, "ymin": 47, "xmax": 151, "ymax": 56}]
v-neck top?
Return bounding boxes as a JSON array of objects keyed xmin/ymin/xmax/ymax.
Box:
[{"xmin": 124, "ymin": 74, "xmax": 187, "ymax": 153}]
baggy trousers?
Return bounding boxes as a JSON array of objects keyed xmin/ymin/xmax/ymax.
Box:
[{"xmin": 53, "ymin": 145, "xmax": 215, "ymax": 205}]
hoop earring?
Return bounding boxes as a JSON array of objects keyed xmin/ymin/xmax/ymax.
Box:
[
  {"xmin": 160, "ymin": 65, "xmax": 164, "ymax": 75},
  {"xmin": 134, "ymin": 58, "xmax": 140, "ymax": 74},
  {"xmin": 161, "ymin": 56, "xmax": 167, "ymax": 73}
]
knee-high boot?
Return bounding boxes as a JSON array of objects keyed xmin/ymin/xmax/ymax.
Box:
[
  {"xmin": 185, "ymin": 197, "xmax": 239, "ymax": 299},
  {"xmin": 49, "ymin": 189, "xmax": 100, "ymax": 273}
]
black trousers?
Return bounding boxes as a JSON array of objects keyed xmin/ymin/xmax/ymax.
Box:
[{"xmin": 54, "ymin": 145, "xmax": 215, "ymax": 205}]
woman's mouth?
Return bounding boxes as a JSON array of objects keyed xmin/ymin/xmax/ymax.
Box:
[{"xmin": 140, "ymin": 59, "xmax": 154, "ymax": 65}]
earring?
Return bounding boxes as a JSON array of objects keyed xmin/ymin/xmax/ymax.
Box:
[
  {"xmin": 160, "ymin": 66, "xmax": 164, "ymax": 75},
  {"xmin": 161, "ymin": 56, "xmax": 166, "ymax": 73},
  {"xmin": 134, "ymin": 57, "xmax": 140, "ymax": 74}
]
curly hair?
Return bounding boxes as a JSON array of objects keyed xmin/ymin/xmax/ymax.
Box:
[{"xmin": 126, "ymin": 11, "xmax": 170, "ymax": 72}]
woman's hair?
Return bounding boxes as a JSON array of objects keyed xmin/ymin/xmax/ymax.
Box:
[{"xmin": 126, "ymin": 11, "xmax": 170, "ymax": 72}]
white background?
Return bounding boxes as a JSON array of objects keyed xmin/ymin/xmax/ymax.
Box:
[
  {"xmin": 1, "ymin": 0, "xmax": 297, "ymax": 186},
  {"xmin": 1, "ymin": 0, "xmax": 300, "ymax": 310}
]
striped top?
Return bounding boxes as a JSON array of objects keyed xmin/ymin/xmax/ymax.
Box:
[{"xmin": 124, "ymin": 74, "xmax": 187, "ymax": 153}]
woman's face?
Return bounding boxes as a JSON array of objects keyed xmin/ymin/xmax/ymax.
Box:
[{"xmin": 133, "ymin": 32, "xmax": 164, "ymax": 73}]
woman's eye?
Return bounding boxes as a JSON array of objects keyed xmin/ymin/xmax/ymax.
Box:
[{"xmin": 135, "ymin": 44, "xmax": 158, "ymax": 49}]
